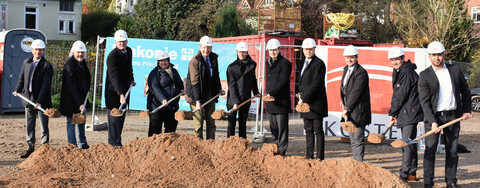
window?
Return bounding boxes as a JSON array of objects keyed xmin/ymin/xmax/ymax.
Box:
[
  {"xmin": 58, "ymin": 18, "xmax": 75, "ymax": 34},
  {"xmin": 263, "ymin": 0, "xmax": 273, "ymax": 6},
  {"xmin": 25, "ymin": 6, "xmax": 37, "ymax": 29},
  {"xmin": 0, "ymin": 3, "xmax": 7, "ymax": 30},
  {"xmin": 68, "ymin": 20, "xmax": 74, "ymax": 33},
  {"xmin": 60, "ymin": 0, "xmax": 74, "ymax": 12},
  {"xmin": 473, "ymin": 7, "xmax": 480, "ymax": 24},
  {"xmin": 59, "ymin": 20, "xmax": 65, "ymax": 33}
]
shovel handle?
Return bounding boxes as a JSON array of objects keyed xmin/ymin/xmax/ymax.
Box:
[
  {"xmin": 381, "ymin": 121, "xmax": 395, "ymax": 136},
  {"xmin": 118, "ymin": 84, "xmax": 134, "ymax": 111},
  {"xmin": 192, "ymin": 93, "xmax": 221, "ymax": 113},
  {"xmin": 13, "ymin": 92, "xmax": 46, "ymax": 112},
  {"xmin": 152, "ymin": 93, "xmax": 183, "ymax": 113},
  {"xmin": 227, "ymin": 96, "xmax": 256, "ymax": 113},
  {"xmin": 415, "ymin": 117, "xmax": 463, "ymax": 141},
  {"xmin": 80, "ymin": 89, "xmax": 91, "ymax": 114},
  {"xmin": 340, "ymin": 103, "xmax": 348, "ymax": 121}
]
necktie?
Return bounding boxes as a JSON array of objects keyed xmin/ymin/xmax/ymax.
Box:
[
  {"xmin": 343, "ymin": 69, "xmax": 352, "ymax": 87},
  {"xmin": 300, "ymin": 60, "xmax": 309, "ymax": 77},
  {"xmin": 206, "ymin": 57, "xmax": 212, "ymax": 77},
  {"xmin": 29, "ymin": 61, "xmax": 38, "ymax": 92}
]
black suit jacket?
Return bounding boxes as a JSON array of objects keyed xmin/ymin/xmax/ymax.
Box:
[
  {"xmin": 15, "ymin": 56, "xmax": 53, "ymax": 108},
  {"xmin": 60, "ymin": 56, "xmax": 91, "ymax": 116},
  {"xmin": 265, "ymin": 53, "xmax": 292, "ymax": 114},
  {"xmin": 418, "ymin": 64, "xmax": 471, "ymax": 124},
  {"xmin": 340, "ymin": 63, "xmax": 371, "ymax": 127},
  {"xmin": 298, "ymin": 55, "xmax": 328, "ymax": 119},
  {"xmin": 105, "ymin": 47, "xmax": 134, "ymax": 109},
  {"xmin": 226, "ymin": 55, "xmax": 259, "ymax": 106}
]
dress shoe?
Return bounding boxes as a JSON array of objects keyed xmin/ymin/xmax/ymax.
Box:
[
  {"xmin": 20, "ymin": 150, "xmax": 33, "ymax": 158},
  {"xmin": 80, "ymin": 145, "xmax": 90, "ymax": 149},
  {"xmin": 446, "ymin": 183, "xmax": 459, "ymax": 188}
]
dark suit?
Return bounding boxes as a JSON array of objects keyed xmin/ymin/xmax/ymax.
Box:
[
  {"xmin": 105, "ymin": 47, "xmax": 134, "ymax": 146},
  {"xmin": 226, "ymin": 55, "xmax": 259, "ymax": 139},
  {"xmin": 418, "ymin": 63, "xmax": 471, "ymax": 187},
  {"xmin": 298, "ymin": 55, "xmax": 327, "ymax": 159},
  {"xmin": 266, "ymin": 53, "xmax": 292, "ymax": 155},
  {"xmin": 15, "ymin": 56, "xmax": 53, "ymax": 151},
  {"xmin": 340, "ymin": 63, "xmax": 371, "ymax": 162}
]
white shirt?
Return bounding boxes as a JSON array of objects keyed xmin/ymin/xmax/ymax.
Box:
[
  {"xmin": 300, "ymin": 59, "xmax": 310, "ymax": 77},
  {"xmin": 433, "ymin": 63, "xmax": 456, "ymax": 111},
  {"xmin": 343, "ymin": 65, "xmax": 355, "ymax": 87}
]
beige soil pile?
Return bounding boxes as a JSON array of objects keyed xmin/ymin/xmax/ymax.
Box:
[
  {"xmin": 295, "ymin": 102, "xmax": 310, "ymax": 113},
  {"xmin": 71, "ymin": 113, "xmax": 86, "ymax": 124},
  {"xmin": 341, "ymin": 121, "xmax": 357, "ymax": 133},
  {"xmin": 44, "ymin": 108, "xmax": 61, "ymax": 118},
  {"xmin": 174, "ymin": 110, "xmax": 193, "ymax": 121},
  {"xmin": 262, "ymin": 95, "xmax": 275, "ymax": 102},
  {"xmin": 211, "ymin": 110, "xmax": 227, "ymax": 120},
  {"xmin": 391, "ymin": 139, "xmax": 409, "ymax": 148},
  {"xmin": 0, "ymin": 134, "xmax": 408, "ymax": 187},
  {"xmin": 110, "ymin": 108, "xmax": 122, "ymax": 116},
  {"xmin": 367, "ymin": 133, "xmax": 385, "ymax": 144}
]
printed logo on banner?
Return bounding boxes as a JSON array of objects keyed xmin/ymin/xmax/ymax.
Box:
[{"xmin": 181, "ymin": 48, "xmax": 194, "ymax": 61}]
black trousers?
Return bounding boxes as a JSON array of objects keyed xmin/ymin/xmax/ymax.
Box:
[
  {"xmin": 107, "ymin": 109, "xmax": 126, "ymax": 146},
  {"xmin": 25, "ymin": 106, "xmax": 49, "ymax": 151},
  {"xmin": 269, "ymin": 113, "xmax": 289, "ymax": 155},
  {"xmin": 399, "ymin": 123, "xmax": 418, "ymax": 179},
  {"xmin": 424, "ymin": 114, "xmax": 460, "ymax": 187},
  {"xmin": 304, "ymin": 118, "xmax": 324, "ymax": 160},
  {"xmin": 227, "ymin": 103, "xmax": 251, "ymax": 139},
  {"xmin": 148, "ymin": 110, "xmax": 178, "ymax": 137}
]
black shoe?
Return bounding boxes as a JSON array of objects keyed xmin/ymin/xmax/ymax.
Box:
[
  {"xmin": 446, "ymin": 183, "xmax": 459, "ymax": 188},
  {"xmin": 80, "ymin": 145, "xmax": 90, "ymax": 149},
  {"xmin": 20, "ymin": 150, "xmax": 33, "ymax": 158}
]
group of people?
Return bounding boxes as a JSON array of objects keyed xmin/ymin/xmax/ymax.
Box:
[{"xmin": 14, "ymin": 29, "xmax": 471, "ymax": 188}]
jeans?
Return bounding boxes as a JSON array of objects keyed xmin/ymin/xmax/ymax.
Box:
[{"xmin": 66, "ymin": 116, "xmax": 88, "ymax": 148}]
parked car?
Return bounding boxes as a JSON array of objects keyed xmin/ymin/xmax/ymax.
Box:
[{"xmin": 471, "ymin": 88, "xmax": 480, "ymax": 112}]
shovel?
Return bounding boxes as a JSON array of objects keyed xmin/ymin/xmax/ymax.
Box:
[
  {"xmin": 391, "ymin": 117, "xmax": 464, "ymax": 148},
  {"xmin": 367, "ymin": 121, "xmax": 395, "ymax": 144},
  {"xmin": 175, "ymin": 93, "xmax": 221, "ymax": 121},
  {"xmin": 13, "ymin": 92, "xmax": 61, "ymax": 118},
  {"xmin": 340, "ymin": 103, "xmax": 357, "ymax": 133},
  {"xmin": 211, "ymin": 96, "xmax": 257, "ymax": 120},
  {"xmin": 71, "ymin": 89, "xmax": 91, "ymax": 124},
  {"xmin": 139, "ymin": 93, "xmax": 183, "ymax": 117},
  {"xmin": 110, "ymin": 84, "xmax": 133, "ymax": 117}
]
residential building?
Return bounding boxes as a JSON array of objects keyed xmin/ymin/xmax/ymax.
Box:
[
  {"xmin": 466, "ymin": 0, "xmax": 480, "ymax": 38},
  {"xmin": 0, "ymin": 0, "xmax": 81, "ymax": 41},
  {"xmin": 111, "ymin": 0, "xmax": 136, "ymax": 15}
]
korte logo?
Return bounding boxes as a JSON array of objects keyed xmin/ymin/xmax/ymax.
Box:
[{"xmin": 112, "ymin": 44, "xmax": 194, "ymax": 61}]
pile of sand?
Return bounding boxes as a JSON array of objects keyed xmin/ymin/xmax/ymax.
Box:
[{"xmin": 0, "ymin": 134, "xmax": 408, "ymax": 187}]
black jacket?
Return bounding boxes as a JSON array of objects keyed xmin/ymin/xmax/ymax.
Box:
[
  {"xmin": 388, "ymin": 60, "xmax": 423, "ymax": 127},
  {"xmin": 15, "ymin": 56, "xmax": 53, "ymax": 108},
  {"xmin": 185, "ymin": 51, "xmax": 222, "ymax": 104},
  {"xmin": 60, "ymin": 56, "xmax": 91, "ymax": 116},
  {"xmin": 147, "ymin": 64, "xmax": 184, "ymax": 111},
  {"xmin": 340, "ymin": 63, "xmax": 371, "ymax": 127},
  {"xmin": 105, "ymin": 47, "xmax": 134, "ymax": 109},
  {"xmin": 418, "ymin": 64, "xmax": 471, "ymax": 124},
  {"xmin": 298, "ymin": 55, "xmax": 328, "ymax": 119},
  {"xmin": 265, "ymin": 53, "xmax": 292, "ymax": 114},
  {"xmin": 226, "ymin": 55, "xmax": 259, "ymax": 105}
]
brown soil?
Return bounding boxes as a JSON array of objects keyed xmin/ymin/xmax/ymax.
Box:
[
  {"xmin": 295, "ymin": 102, "xmax": 310, "ymax": 113},
  {"xmin": 71, "ymin": 113, "xmax": 86, "ymax": 125},
  {"xmin": 0, "ymin": 134, "xmax": 409, "ymax": 187},
  {"xmin": 44, "ymin": 108, "xmax": 61, "ymax": 118},
  {"xmin": 174, "ymin": 110, "xmax": 193, "ymax": 121},
  {"xmin": 367, "ymin": 133, "xmax": 385, "ymax": 144},
  {"xmin": 211, "ymin": 110, "xmax": 227, "ymax": 120},
  {"xmin": 262, "ymin": 96, "xmax": 275, "ymax": 102},
  {"xmin": 391, "ymin": 139, "xmax": 409, "ymax": 148},
  {"xmin": 138, "ymin": 111, "xmax": 149, "ymax": 117},
  {"xmin": 110, "ymin": 108, "xmax": 122, "ymax": 116},
  {"xmin": 341, "ymin": 121, "xmax": 357, "ymax": 133}
]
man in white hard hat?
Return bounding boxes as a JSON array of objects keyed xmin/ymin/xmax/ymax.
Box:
[
  {"xmin": 418, "ymin": 41, "xmax": 471, "ymax": 188},
  {"xmin": 105, "ymin": 29, "xmax": 136, "ymax": 146},
  {"xmin": 265, "ymin": 38, "xmax": 292, "ymax": 156},
  {"xmin": 386, "ymin": 47, "xmax": 423, "ymax": 181},
  {"xmin": 297, "ymin": 38, "xmax": 328, "ymax": 160},
  {"xmin": 340, "ymin": 45, "xmax": 371, "ymax": 162},
  {"xmin": 185, "ymin": 36, "xmax": 225, "ymax": 140},
  {"xmin": 146, "ymin": 50, "xmax": 184, "ymax": 136},
  {"xmin": 225, "ymin": 42, "xmax": 260, "ymax": 139},
  {"xmin": 13, "ymin": 39, "xmax": 53, "ymax": 158},
  {"xmin": 60, "ymin": 40, "xmax": 91, "ymax": 149}
]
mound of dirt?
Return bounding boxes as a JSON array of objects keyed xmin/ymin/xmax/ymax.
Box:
[
  {"xmin": 295, "ymin": 102, "xmax": 310, "ymax": 113},
  {"xmin": 211, "ymin": 110, "xmax": 227, "ymax": 120},
  {"xmin": 0, "ymin": 134, "xmax": 408, "ymax": 187}
]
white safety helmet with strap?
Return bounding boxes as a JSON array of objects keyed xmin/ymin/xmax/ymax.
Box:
[
  {"xmin": 114, "ymin": 30, "xmax": 128, "ymax": 41},
  {"xmin": 427, "ymin": 41, "xmax": 445, "ymax": 54},
  {"xmin": 71, "ymin": 41, "xmax": 87, "ymax": 52},
  {"xmin": 199, "ymin": 36, "xmax": 213, "ymax": 46},
  {"xmin": 31, "ymin": 39, "xmax": 46, "ymax": 49},
  {"xmin": 156, "ymin": 50, "xmax": 169, "ymax": 61},
  {"xmin": 266, "ymin": 39, "xmax": 280, "ymax": 50},
  {"xmin": 236, "ymin": 42, "xmax": 248, "ymax": 52},
  {"xmin": 387, "ymin": 47, "xmax": 404, "ymax": 59},
  {"xmin": 343, "ymin": 45, "xmax": 358, "ymax": 56},
  {"xmin": 302, "ymin": 38, "xmax": 316, "ymax": 48}
]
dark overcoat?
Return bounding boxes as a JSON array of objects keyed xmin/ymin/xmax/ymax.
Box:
[
  {"xmin": 226, "ymin": 55, "xmax": 259, "ymax": 106},
  {"xmin": 298, "ymin": 55, "xmax": 328, "ymax": 119},
  {"xmin": 60, "ymin": 56, "xmax": 91, "ymax": 116},
  {"xmin": 105, "ymin": 47, "xmax": 134, "ymax": 109},
  {"xmin": 15, "ymin": 56, "xmax": 53, "ymax": 108},
  {"xmin": 340, "ymin": 63, "xmax": 371, "ymax": 127},
  {"xmin": 265, "ymin": 53, "xmax": 292, "ymax": 114}
]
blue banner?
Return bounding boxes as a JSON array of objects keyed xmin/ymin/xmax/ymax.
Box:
[{"xmin": 101, "ymin": 37, "xmax": 237, "ymax": 111}]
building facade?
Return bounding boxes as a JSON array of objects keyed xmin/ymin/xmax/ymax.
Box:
[{"xmin": 466, "ymin": 0, "xmax": 480, "ymax": 38}]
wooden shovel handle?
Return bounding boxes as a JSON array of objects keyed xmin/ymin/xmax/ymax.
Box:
[
  {"xmin": 118, "ymin": 84, "xmax": 134, "ymax": 111},
  {"xmin": 192, "ymin": 93, "xmax": 221, "ymax": 113},
  {"xmin": 415, "ymin": 117, "xmax": 463, "ymax": 141},
  {"xmin": 340, "ymin": 103, "xmax": 348, "ymax": 121},
  {"xmin": 228, "ymin": 96, "xmax": 256, "ymax": 113},
  {"xmin": 13, "ymin": 92, "xmax": 46, "ymax": 112},
  {"xmin": 152, "ymin": 93, "xmax": 183, "ymax": 113},
  {"xmin": 381, "ymin": 121, "xmax": 395, "ymax": 136},
  {"xmin": 80, "ymin": 89, "xmax": 91, "ymax": 113}
]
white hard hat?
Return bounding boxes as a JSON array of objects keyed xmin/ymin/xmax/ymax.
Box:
[
  {"xmin": 156, "ymin": 50, "xmax": 169, "ymax": 61},
  {"xmin": 71, "ymin": 40, "xmax": 86, "ymax": 52},
  {"xmin": 199, "ymin": 36, "xmax": 212, "ymax": 46},
  {"xmin": 427, "ymin": 41, "xmax": 445, "ymax": 54},
  {"xmin": 302, "ymin": 38, "xmax": 316, "ymax": 48},
  {"xmin": 236, "ymin": 42, "xmax": 248, "ymax": 52},
  {"xmin": 387, "ymin": 47, "xmax": 404, "ymax": 59},
  {"xmin": 266, "ymin": 39, "xmax": 280, "ymax": 50},
  {"xmin": 114, "ymin": 30, "xmax": 128, "ymax": 41},
  {"xmin": 31, "ymin": 39, "xmax": 46, "ymax": 49},
  {"xmin": 343, "ymin": 45, "xmax": 358, "ymax": 56}
]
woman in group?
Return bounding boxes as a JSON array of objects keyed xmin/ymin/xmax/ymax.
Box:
[{"xmin": 147, "ymin": 50, "xmax": 184, "ymax": 136}]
